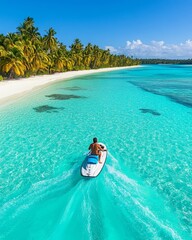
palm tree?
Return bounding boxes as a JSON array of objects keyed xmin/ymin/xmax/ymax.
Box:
[
  {"xmin": 70, "ymin": 39, "xmax": 84, "ymax": 69},
  {"xmin": 0, "ymin": 47, "xmax": 26, "ymax": 78},
  {"xmin": 83, "ymin": 43, "xmax": 93, "ymax": 68},
  {"xmin": 51, "ymin": 44, "xmax": 67, "ymax": 72},
  {"xmin": 29, "ymin": 43, "xmax": 49, "ymax": 73},
  {"xmin": 66, "ymin": 58, "xmax": 74, "ymax": 71},
  {"xmin": 43, "ymin": 28, "xmax": 58, "ymax": 53},
  {"xmin": 53, "ymin": 53, "xmax": 67, "ymax": 72},
  {"xmin": 3, "ymin": 33, "xmax": 20, "ymax": 50},
  {"xmin": 91, "ymin": 45, "xmax": 102, "ymax": 69},
  {"xmin": 100, "ymin": 49, "xmax": 110, "ymax": 67},
  {"xmin": 0, "ymin": 45, "xmax": 6, "ymax": 57},
  {"xmin": 17, "ymin": 17, "xmax": 34, "ymax": 34},
  {"xmin": 0, "ymin": 17, "xmax": 140, "ymax": 78},
  {"xmin": 17, "ymin": 17, "xmax": 40, "ymax": 42}
]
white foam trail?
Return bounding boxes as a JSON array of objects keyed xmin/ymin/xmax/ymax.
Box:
[
  {"xmin": 106, "ymin": 164, "xmax": 139, "ymax": 188},
  {"xmin": 83, "ymin": 191, "xmax": 92, "ymax": 238},
  {"xmin": 133, "ymin": 198, "xmax": 182, "ymax": 240},
  {"xmin": 107, "ymin": 176, "xmax": 182, "ymax": 239},
  {"xmin": 0, "ymin": 163, "xmax": 80, "ymax": 222},
  {"xmin": 48, "ymin": 182, "xmax": 83, "ymax": 240},
  {"xmin": 108, "ymin": 151, "xmax": 118, "ymax": 163},
  {"xmin": 105, "ymin": 166, "xmax": 182, "ymax": 240},
  {"xmin": 102, "ymin": 153, "xmax": 183, "ymax": 239},
  {"xmin": 58, "ymin": 182, "xmax": 82, "ymax": 224},
  {"xmin": 83, "ymin": 151, "xmax": 89, "ymax": 156}
]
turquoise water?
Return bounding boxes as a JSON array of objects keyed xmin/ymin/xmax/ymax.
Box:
[{"xmin": 0, "ymin": 65, "xmax": 191, "ymax": 240}]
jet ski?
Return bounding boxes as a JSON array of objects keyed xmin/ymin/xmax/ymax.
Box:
[{"xmin": 81, "ymin": 143, "xmax": 107, "ymax": 177}]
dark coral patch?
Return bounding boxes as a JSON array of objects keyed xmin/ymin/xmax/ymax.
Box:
[
  {"xmin": 62, "ymin": 86, "xmax": 86, "ymax": 91},
  {"xmin": 33, "ymin": 105, "xmax": 64, "ymax": 113},
  {"xmin": 128, "ymin": 81, "xmax": 192, "ymax": 108},
  {"xmin": 139, "ymin": 108, "xmax": 161, "ymax": 116},
  {"xmin": 45, "ymin": 94, "xmax": 86, "ymax": 100}
]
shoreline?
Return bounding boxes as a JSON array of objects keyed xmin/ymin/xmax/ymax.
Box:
[{"xmin": 0, "ymin": 66, "xmax": 139, "ymax": 106}]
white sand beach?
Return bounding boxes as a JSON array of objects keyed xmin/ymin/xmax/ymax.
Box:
[{"xmin": 0, "ymin": 66, "xmax": 139, "ymax": 105}]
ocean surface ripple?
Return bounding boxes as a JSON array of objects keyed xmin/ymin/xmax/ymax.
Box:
[{"xmin": 0, "ymin": 65, "xmax": 191, "ymax": 239}]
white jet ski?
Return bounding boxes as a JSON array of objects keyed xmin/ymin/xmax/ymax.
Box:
[{"xmin": 81, "ymin": 143, "xmax": 107, "ymax": 177}]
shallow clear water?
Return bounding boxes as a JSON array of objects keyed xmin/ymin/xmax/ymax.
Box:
[{"xmin": 0, "ymin": 65, "xmax": 192, "ymax": 240}]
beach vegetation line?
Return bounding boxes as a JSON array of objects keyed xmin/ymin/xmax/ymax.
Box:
[{"xmin": 0, "ymin": 17, "xmax": 140, "ymax": 79}]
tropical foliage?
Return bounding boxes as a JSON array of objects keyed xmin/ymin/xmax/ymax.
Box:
[
  {"xmin": 140, "ymin": 58, "xmax": 192, "ymax": 64},
  {"xmin": 0, "ymin": 17, "xmax": 140, "ymax": 79}
]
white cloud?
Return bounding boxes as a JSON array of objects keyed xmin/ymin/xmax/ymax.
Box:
[
  {"xmin": 105, "ymin": 40, "xmax": 192, "ymax": 59},
  {"xmin": 105, "ymin": 46, "xmax": 118, "ymax": 53}
]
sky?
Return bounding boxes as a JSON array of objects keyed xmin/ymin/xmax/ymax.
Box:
[{"xmin": 0, "ymin": 0, "xmax": 192, "ymax": 59}]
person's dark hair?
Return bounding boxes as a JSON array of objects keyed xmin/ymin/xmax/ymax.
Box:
[{"xmin": 93, "ymin": 137, "xmax": 97, "ymax": 143}]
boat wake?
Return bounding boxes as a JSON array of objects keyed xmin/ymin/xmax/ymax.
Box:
[
  {"xmin": 101, "ymin": 152, "xmax": 185, "ymax": 240},
  {"xmin": 0, "ymin": 153, "xmax": 189, "ymax": 240}
]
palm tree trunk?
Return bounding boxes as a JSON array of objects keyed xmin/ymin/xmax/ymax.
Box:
[{"xmin": 8, "ymin": 69, "xmax": 14, "ymax": 79}]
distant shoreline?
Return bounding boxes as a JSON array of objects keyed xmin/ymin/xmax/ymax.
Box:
[{"xmin": 0, "ymin": 66, "xmax": 140, "ymax": 106}]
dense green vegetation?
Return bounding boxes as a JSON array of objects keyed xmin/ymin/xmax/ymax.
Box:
[
  {"xmin": 140, "ymin": 58, "xmax": 192, "ymax": 64},
  {"xmin": 0, "ymin": 17, "xmax": 140, "ymax": 79}
]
